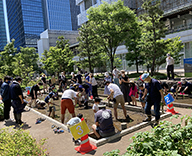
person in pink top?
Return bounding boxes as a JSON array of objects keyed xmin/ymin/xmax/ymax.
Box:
[{"xmin": 129, "ymin": 81, "xmax": 138, "ymax": 106}]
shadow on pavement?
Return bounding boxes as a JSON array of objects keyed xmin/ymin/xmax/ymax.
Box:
[{"xmin": 4, "ymin": 120, "xmax": 31, "ymax": 130}]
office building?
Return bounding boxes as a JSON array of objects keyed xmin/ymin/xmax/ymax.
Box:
[
  {"xmin": 0, "ymin": 0, "xmax": 9, "ymax": 51},
  {"xmin": 76, "ymin": 0, "xmax": 192, "ymax": 70},
  {"xmin": 6, "ymin": 0, "xmax": 45, "ymax": 48}
]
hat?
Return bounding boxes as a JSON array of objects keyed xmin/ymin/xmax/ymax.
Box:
[
  {"xmin": 94, "ymin": 97, "xmax": 102, "ymax": 103},
  {"xmin": 167, "ymin": 53, "xmax": 170, "ymax": 57},
  {"xmin": 71, "ymin": 72, "xmax": 74, "ymax": 75},
  {"xmin": 140, "ymin": 73, "xmax": 149, "ymax": 81},
  {"xmin": 98, "ymin": 103, "xmax": 106, "ymax": 108},
  {"xmin": 105, "ymin": 72, "xmax": 109, "ymax": 77},
  {"xmin": 69, "ymin": 86, "xmax": 75, "ymax": 91},
  {"xmin": 181, "ymin": 78, "xmax": 186, "ymax": 82},
  {"xmin": 130, "ymin": 80, "xmax": 134, "ymax": 83},
  {"xmin": 121, "ymin": 70, "xmax": 125, "ymax": 73},
  {"xmin": 178, "ymin": 81, "xmax": 182, "ymax": 85}
]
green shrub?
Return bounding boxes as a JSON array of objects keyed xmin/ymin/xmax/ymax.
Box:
[
  {"xmin": 104, "ymin": 115, "xmax": 192, "ymax": 156},
  {"xmin": 0, "ymin": 127, "xmax": 47, "ymax": 155},
  {"xmin": 0, "ymin": 102, "xmax": 4, "ymax": 116}
]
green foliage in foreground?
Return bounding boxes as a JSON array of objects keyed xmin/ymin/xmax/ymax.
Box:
[
  {"xmin": 104, "ymin": 115, "xmax": 192, "ymax": 156},
  {"xmin": 0, "ymin": 127, "xmax": 47, "ymax": 155},
  {"xmin": 0, "ymin": 102, "xmax": 4, "ymax": 116}
]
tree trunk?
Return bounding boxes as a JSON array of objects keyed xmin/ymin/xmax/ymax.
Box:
[
  {"xmin": 136, "ymin": 59, "xmax": 139, "ymax": 73},
  {"xmin": 110, "ymin": 58, "xmax": 114, "ymax": 79},
  {"xmin": 151, "ymin": 56, "xmax": 156, "ymax": 76},
  {"xmin": 88, "ymin": 55, "xmax": 92, "ymax": 73}
]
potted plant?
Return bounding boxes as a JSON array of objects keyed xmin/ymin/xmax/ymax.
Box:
[{"xmin": 0, "ymin": 102, "xmax": 4, "ymax": 121}]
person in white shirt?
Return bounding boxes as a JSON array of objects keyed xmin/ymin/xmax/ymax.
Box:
[
  {"xmin": 105, "ymin": 81, "xmax": 129, "ymax": 120},
  {"xmin": 112, "ymin": 66, "xmax": 120, "ymax": 87},
  {"xmin": 92, "ymin": 97, "xmax": 101, "ymax": 113},
  {"xmin": 60, "ymin": 87, "xmax": 79, "ymax": 124},
  {"xmin": 90, "ymin": 73, "xmax": 98, "ymax": 99},
  {"xmin": 166, "ymin": 53, "xmax": 174, "ymax": 80}
]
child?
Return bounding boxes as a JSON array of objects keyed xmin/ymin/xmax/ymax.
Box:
[
  {"xmin": 67, "ymin": 113, "xmax": 83, "ymax": 146},
  {"xmin": 44, "ymin": 91, "xmax": 56, "ymax": 118},
  {"xmin": 129, "ymin": 81, "xmax": 138, "ymax": 106},
  {"xmin": 92, "ymin": 97, "xmax": 101, "ymax": 113},
  {"xmin": 138, "ymin": 84, "xmax": 146, "ymax": 110}
]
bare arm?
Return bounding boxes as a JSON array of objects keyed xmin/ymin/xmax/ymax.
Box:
[
  {"xmin": 142, "ymin": 88, "xmax": 148, "ymax": 100},
  {"xmin": 159, "ymin": 89, "xmax": 165, "ymax": 103},
  {"xmin": 107, "ymin": 89, "xmax": 114, "ymax": 99}
]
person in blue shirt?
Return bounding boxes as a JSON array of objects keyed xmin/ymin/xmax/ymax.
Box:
[
  {"xmin": 0, "ymin": 76, "xmax": 12, "ymax": 120},
  {"xmin": 140, "ymin": 73, "xmax": 165, "ymax": 127}
]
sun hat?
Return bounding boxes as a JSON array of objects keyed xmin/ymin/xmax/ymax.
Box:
[
  {"xmin": 140, "ymin": 73, "xmax": 149, "ymax": 81},
  {"xmin": 167, "ymin": 53, "xmax": 170, "ymax": 57},
  {"xmin": 105, "ymin": 72, "xmax": 109, "ymax": 77}
]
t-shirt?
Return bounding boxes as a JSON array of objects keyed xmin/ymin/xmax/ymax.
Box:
[
  {"xmin": 166, "ymin": 57, "xmax": 174, "ymax": 66},
  {"xmin": 76, "ymin": 74, "xmax": 82, "ymax": 84},
  {"xmin": 91, "ymin": 77, "xmax": 97, "ymax": 86},
  {"xmin": 139, "ymin": 89, "xmax": 145, "ymax": 98},
  {"xmin": 92, "ymin": 104, "xmax": 99, "ymax": 113},
  {"xmin": 45, "ymin": 92, "xmax": 55, "ymax": 103},
  {"xmin": 161, "ymin": 82, "xmax": 169, "ymax": 89},
  {"xmin": 145, "ymin": 79, "xmax": 162, "ymax": 103},
  {"xmin": 107, "ymin": 83, "xmax": 123, "ymax": 98},
  {"xmin": 61, "ymin": 89, "xmax": 77, "ymax": 100},
  {"xmin": 41, "ymin": 77, "xmax": 46, "ymax": 83},
  {"xmin": 182, "ymin": 82, "xmax": 191, "ymax": 88},
  {"xmin": 113, "ymin": 69, "xmax": 120, "ymax": 79},
  {"xmin": 10, "ymin": 81, "xmax": 23, "ymax": 101},
  {"xmin": 94, "ymin": 109, "xmax": 115, "ymax": 134},
  {"xmin": 67, "ymin": 117, "xmax": 81, "ymax": 126},
  {"xmin": 30, "ymin": 84, "xmax": 40, "ymax": 96}
]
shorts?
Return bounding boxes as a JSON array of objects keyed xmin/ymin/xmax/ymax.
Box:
[
  {"xmin": 96, "ymin": 126, "xmax": 115, "ymax": 137},
  {"xmin": 139, "ymin": 97, "xmax": 146, "ymax": 103},
  {"xmin": 114, "ymin": 95, "xmax": 125, "ymax": 108},
  {"xmin": 49, "ymin": 106, "xmax": 56, "ymax": 112},
  {"xmin": 61, "ymin": 99, "xmax": 74, "ymax": 114}
]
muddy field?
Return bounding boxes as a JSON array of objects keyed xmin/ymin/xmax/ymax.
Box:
[{"xmin": 28, "ymin": 94, "xmax": 146, "ymax": 134}]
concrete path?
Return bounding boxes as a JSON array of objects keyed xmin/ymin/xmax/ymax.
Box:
[{"xmin": 0, "ymin": 104, "xmax": 191, "ymax": 156}]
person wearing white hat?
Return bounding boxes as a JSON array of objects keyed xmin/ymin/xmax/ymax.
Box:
[
  {"xmin": 71, "ymin": 72, "xmax": 77, "ymax": 84},
  {"xmin": 140, "ymin": 73, "xmax": 165, "ymax": 127},
  {"xmin": 166, "ymin": 53, "xmax": 174, "ymax": 80},
  {"xmin": 92, "ymin": 103, "xmax": 115, "ymax": 138}
]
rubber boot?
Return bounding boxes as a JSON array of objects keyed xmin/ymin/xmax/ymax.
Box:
[{"xmin": 143, "ymin": 115, "xmax": 151, "ymax": 122}]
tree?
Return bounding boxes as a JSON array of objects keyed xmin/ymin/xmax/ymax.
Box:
[
  {"xmin": 139, "ymin": 0, "xmax": 168, "ymax": 76},
  {"xmin": 12, "ymin": 47, "xmax": 39, "ymax": 86},
  {"xmin": 87, "ymin": 0, "xmax": 137, "ymax": 76},
  {"xmin": 0, "ymin": 40, "xmax": 17, "ymax": 76},
  {"xmin": 41, "ymin": 36, "xmax": 74, "ymax": 78},
  {"xmin": 125, "ymin": 21, "xmax": 144, "ymax": 73},
  {"xmin": 77, "ymin": 23, "xmax": 103, "ymax": 72}
]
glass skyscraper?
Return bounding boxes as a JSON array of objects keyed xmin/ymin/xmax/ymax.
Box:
[
  {"xmin": 6, "ymin": 0, "xmax": 45, "ymax": 48},
  {"xmin": 0, "ymin": 0, "xmax": 7, "ymax": 51},
  {"xmin": 43, "ymin": 0, "xmax": 74, "ymax": 31}
]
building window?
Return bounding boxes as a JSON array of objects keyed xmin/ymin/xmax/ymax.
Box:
[{"xmin": 85, "ymin": 0, "xmax": 92, "ymax": 10}]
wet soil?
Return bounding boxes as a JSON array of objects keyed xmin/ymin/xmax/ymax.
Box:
[{"xmin": 28, "ymin": 94, "xmax": 146, "ymax": 134}]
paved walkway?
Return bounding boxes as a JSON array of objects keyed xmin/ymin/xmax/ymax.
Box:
[{"xmin": 0, "ymin": 103, "xmax": 191, "ymax": 156}]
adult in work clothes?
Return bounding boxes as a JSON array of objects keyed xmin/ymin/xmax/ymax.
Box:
[
  {"xmin": 29, "ymin": 83, "xmax": 41, "ymax": 107},
  {"xmin": 140, "ymin": 73, "xmax": 165, "ymax": 126},
  {"xmin": 0, "ymin": 76, "xmax": 12, "ymax": 120},
  {"xmin": 119, "ymin": 70, "xmax": 131, "ymax": 104},
  {"xmin": 10, "ymin": 77, "xmax": 26, "ymax": 124}
]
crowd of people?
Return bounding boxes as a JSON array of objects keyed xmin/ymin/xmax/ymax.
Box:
[{"xmin": 0, "ymin": 67, "xmax": 192, "ymax": 143}]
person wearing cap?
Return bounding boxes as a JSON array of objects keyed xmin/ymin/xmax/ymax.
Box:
[
  {"xmin": 10, "ymin": 77, "xmax": 26, "ymax": 124},
  {"xmin": 104, "ymin": 72, "xmax": 112, "ymax": 95},
  {"xmin": 119, "ymin": 70, "xmax": 131, "ymax": 105},
  {"xmin": 60, "ymin": 87, "xmax": 79, "ymax": 124},
  {"xmin": 0, "ymin": 76, "xmax": 12, "ymax": 121},
  {"xmin": 140, "ymin": 73, "xmax": 165, "ymax": 126},
  {"xmin": 113, "ymin": 66, "xmax": 120, "ymax": 87},
  {"xmin": 92, "ymin": 97, "xmax": 101, "ymax": 113},
  {"xmin": 105, "ymin": 81, "xmax": 129, "ymax": 120},
  {"xmin": 92, "ymin": 103, "xmax": 115, "ymax": 138},
  {"xmin": 178, "ymin": 78, "xmax": 192, "ymax": 96},
  {"xmin": 166, "ymin": 53, "xmax": 174, "ymax": 80}
]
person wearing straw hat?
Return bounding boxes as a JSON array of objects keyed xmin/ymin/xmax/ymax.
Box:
[
  {"xmin": 140, "ymin": 73, "xmax": 165, "ymax": 127},
  {"xmin": 92, "ymin": 103, "xmax": 115, "ymax": 138}
]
